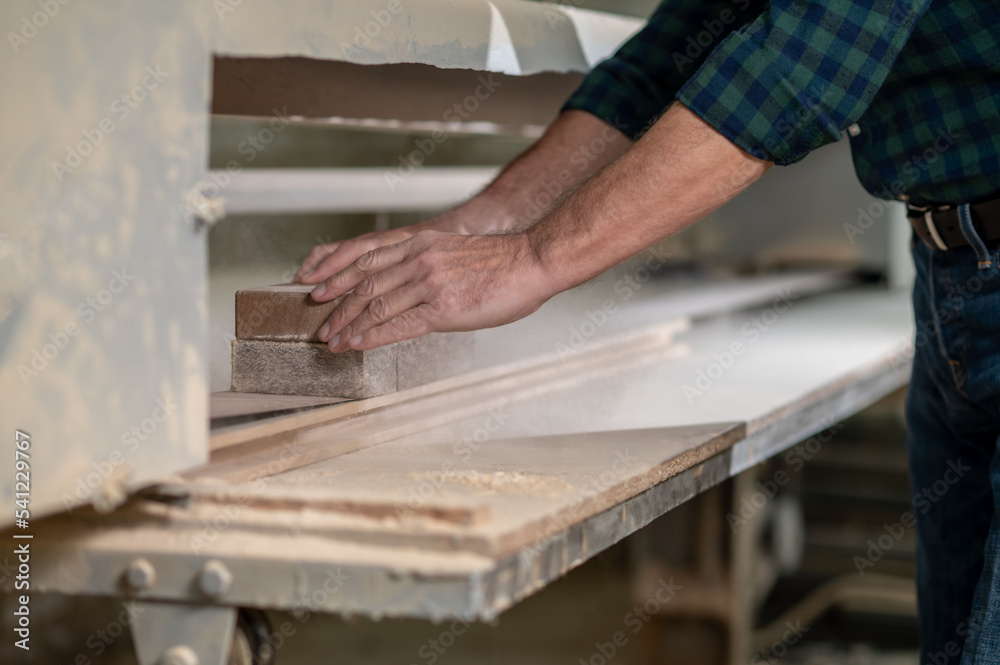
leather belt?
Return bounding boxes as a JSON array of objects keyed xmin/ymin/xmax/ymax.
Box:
[{"xmin": 907, "ymin": 197, "xmax": 1000, "ymax": 251}]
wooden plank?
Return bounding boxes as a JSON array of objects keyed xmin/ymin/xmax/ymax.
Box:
[
  {"xmin": 134, "ymin": 421, "xmax": 743, "ymax": 560},
  {"xmin": 187, "ymin": 489, "xmax": 490, "ymax": 527},
  {"xmin": 205, "ymin": 320, "xmax": 691, "ymax": 483},
  {"xmin": 208, "ymin": 421, "xmax": 747, "ymax": 558},
  {"xmin": 209, "ymin": 392, "xmax": 347, "ymax": 421}
]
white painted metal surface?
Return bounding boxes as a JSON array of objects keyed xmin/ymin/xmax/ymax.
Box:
[
  {"xmin": 0, "ymin": 1, "xmax": 212, "ymax": 523},
  {"xmin": 217, "ymin": 167, "xmax": 500, "ymax": 215},
  {"xmin": 214, "ymin": 0, "xmax": 644, "ymax": 74}
]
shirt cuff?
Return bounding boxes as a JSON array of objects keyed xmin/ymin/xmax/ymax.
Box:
[{"xmin": 561, "ymin": 60, "xmax": 666, "ymax": 140}]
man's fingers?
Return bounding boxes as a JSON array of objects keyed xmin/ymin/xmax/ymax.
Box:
[
  {"xmin": 327, "ymin": 283, "xmax": 427, "ymax": 349},
  {"xmin": 297, "ymin": 242, "xmax": 369, "ymax": 284},
  {"xmin": 341, "ymin": 306, "xmax": 435, "ymax": 351},
  {"xmin": 318, "ymin": 264, "xmax": 422, "ymax": 342},
  {"xmin": 311, "ymin": 241, "xmax": 410, "ymax": 302},
  {"xmin": 294, "ymin": 243, "xmax": 340, "ymax": 282}
]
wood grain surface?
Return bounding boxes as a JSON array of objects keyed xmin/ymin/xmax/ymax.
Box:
[
  {"xmin": 209, "ymin": 392, "xmax": 348, "ymax": 420},
  {"xmin": 236, "ymin": 284, "xmax": 343, "ymax": 342}
]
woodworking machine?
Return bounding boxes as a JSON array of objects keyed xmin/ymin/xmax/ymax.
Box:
[{"xmin": 0, "ymin": 2, "xmax": 915, "ymax": 664}]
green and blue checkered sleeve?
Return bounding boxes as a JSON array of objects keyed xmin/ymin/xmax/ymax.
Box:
[
  {"xmin": 677, "ymin": 0, "xmax": 931, "ymax": 165},
  {"xmin": 563, "ymin": 0, "xmax": 767, "ymax": 140}
]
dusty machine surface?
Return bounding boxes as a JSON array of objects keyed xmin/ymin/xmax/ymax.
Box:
[{"xmin": 1, "ymin": 1, "xmax": 914, "ymax": 664}]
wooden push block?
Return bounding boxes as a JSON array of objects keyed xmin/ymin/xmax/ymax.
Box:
[
  {"xmin": 231, "ymin": 285, "xmax": 475, "ymax": 399},
  {"xmin": 231, "ymin": 340, "xmax": 398, "ymax": 399},
  {"xmin": 236, "ymin": 284, "xmax": 341, "ymax": 342}
]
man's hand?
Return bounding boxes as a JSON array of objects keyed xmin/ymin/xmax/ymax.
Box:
[
  {"xmin": 295, "ymin": 110, "xmax": 628, "ymax": 285},
  {"xmin": 297, "ymin": 105, "xmax": 768, "ymax": 353},
  {"xmin": 294, "ymin": 204, "xmax": 508, "ymax": 284},
  {"xmin": 309, "ymin": 230, "xmax": 555, "ymax": 351},
  {"xmin": 295, "ymin": 227, "xmax": 419, "ymax": 284}
]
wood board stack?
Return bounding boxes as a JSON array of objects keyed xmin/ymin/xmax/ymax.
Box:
[{"xmin": 230, "ymin": 284, "xmax": 474, "ymax": 399}]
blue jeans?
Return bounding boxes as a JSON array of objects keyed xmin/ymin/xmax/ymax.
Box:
[{"xmin": 907, "ymin": 204, "xmax": 1000, "ymax": 664}]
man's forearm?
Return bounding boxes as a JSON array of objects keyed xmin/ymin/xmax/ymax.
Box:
[
  {"xmin": 527, "ymin": 103, "xmax": 772, "ymax": 292},
  {"xmin": 296, "ymin": 110, "xmax": 629, "ymax": 283},
  {"xmin": 307, "ymin": 103, "xmax": 772, "ymax": 353},
  {"xmin": 438, "ymin": 110, "xmax": 630, "ymax": 234}
]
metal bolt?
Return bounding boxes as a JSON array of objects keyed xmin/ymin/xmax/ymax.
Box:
[
  {"xmin": 125, "ymin": 558, "xmax": 156, "ymax": 591},
  {"xmin": 198, "ymin": 559, "xmax": 233, "ymax": 598},
  {"xmin": 160, "ymin": 645, "xmax": 199, "ymax": 665},
  {"xmin": 182, "ymin": 184, "xmax": 226, "ymax": 232}
]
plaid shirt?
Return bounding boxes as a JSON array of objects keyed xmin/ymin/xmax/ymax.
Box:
[{"xmin": 563, "ymin": 0, "xmax": 1000, "ymax": 206}]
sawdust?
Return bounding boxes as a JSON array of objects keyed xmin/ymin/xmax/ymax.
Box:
[{"xmin": 406, "ymin": 470, "xmax": 572, "ymax": 497}]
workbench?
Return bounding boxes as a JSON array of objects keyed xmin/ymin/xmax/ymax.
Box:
[{"xmin": 19, "ymin": 272, "xmax": 913, "ymax": 663}]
